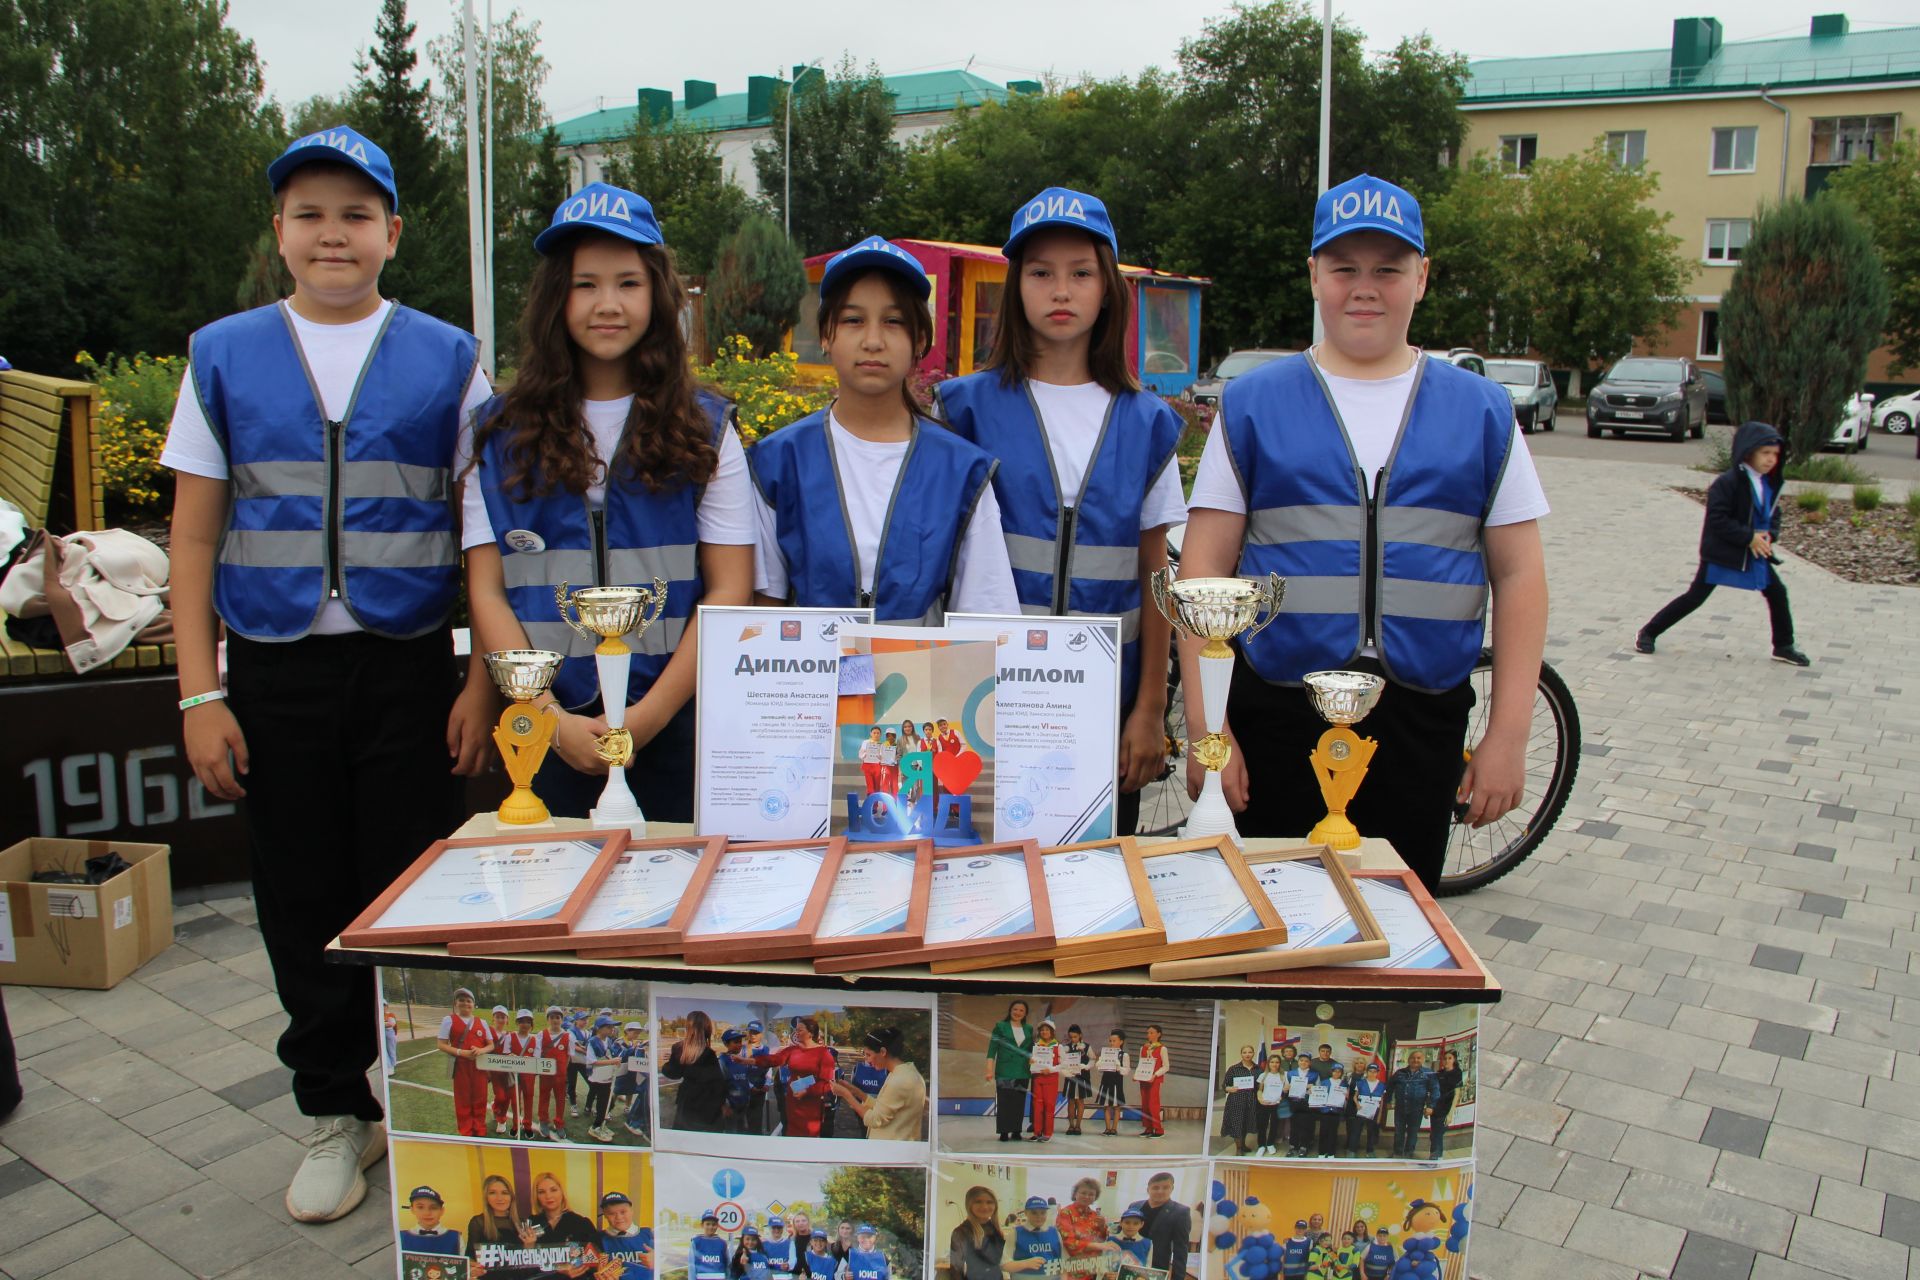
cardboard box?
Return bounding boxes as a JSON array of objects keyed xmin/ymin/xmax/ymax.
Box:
[{"xmin": 0, "ymin": 839, "xmax": 172, "ymax": 989}]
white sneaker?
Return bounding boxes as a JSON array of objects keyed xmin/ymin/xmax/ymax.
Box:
[
  {"xmin": 286, "ymin": 1117, "xmax": 385, "ymax": 1223},
  {"xmin": 495, "ymin": 1120, "xmax": 508, "ymax": 1135}
]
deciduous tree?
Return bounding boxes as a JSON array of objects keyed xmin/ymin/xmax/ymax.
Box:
[
  {"xmin": 1824, "ymin": 131, "xmax": 1920, "ymax": 375},
  {"xmin": 752, "ymin": 57, "xmax": 905, "ymax": 256},
  {"xmin": 606, "ymin": 110, "xmax": 755, "ymax": 278}
]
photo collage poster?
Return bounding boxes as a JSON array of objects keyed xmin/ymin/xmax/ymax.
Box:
[{"xmin": 376, "ymin": 968, "xmax": 1479, "ymax": 1280}]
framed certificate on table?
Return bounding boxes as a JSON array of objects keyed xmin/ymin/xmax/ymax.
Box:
[
  {"xmin": 814, "ymin": 839, "xmax": 1052, "ymax": 972},
  {"xmin": 1052, "ymin": 834, "xmax": 1287, "ymax": 976},
  {"xmin": 599, "ymin": 839, "xmax": 841, "ymax": 965},
  {"xmin": 1147, "ymin": 845, "xmax": 1389, "ymax": 981},
  {"xmin": 446, "ymin": 835, "xmax": 728, "ymax": 958},
  {"xmin": 1250, "ymin": 868, "xmax": 1490, "ymax": 989},
  {"xmin": 339, "ymin": 830, "xmax": 631, "ymax": 947},
  {"xmin": 928, "ymin": 837, "xmax": 1163, "ymax": 975},
  {"xmin": 809, "ymin": 839, "xmax": 934, "ymax": 957}
]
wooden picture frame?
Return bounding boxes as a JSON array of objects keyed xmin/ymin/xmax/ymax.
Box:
[
  {"xmin": 1249, "ymin": 867, "xmax": 1490, "ymax": 989},
  {"xmin": 583, "ymin": 838, "xmax": 842, "ymax": 965},
  {"xmin": 339, "ymin": 830, "xmax": 631, "ymax": 948},
  {"xmin": 444, "ymin": 834, "xmax": 729, "ymax": 959},
  {"xmin": 1053, "ymin": 833, "xmax": 1288, "ymax": 977},
  {"xmin": 814, "ymin": 839, "xmax": 1053, "ymax": 973},
  {"xmin": 929, "ymin": 837, "xmax": 1164, "ymax": 975},
  {"xmin": 809, "ymin": 839, "xmax": 936, "ymax": 957},
  {"xmin": 1147, "ymin": 843, "xmax": 1389, "ymax": 980}
]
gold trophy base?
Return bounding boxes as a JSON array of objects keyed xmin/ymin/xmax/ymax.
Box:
[
  {"xmin": 493, "ymin": 701, "xmax": 558, "ymax": 827},
  {"xmin": 497, "ymin": 785, "xmax": 553, "ymax": 827},
  {"xmin": 1308, "ymin": 724, "xmax": 1376, "ymax": 853}
]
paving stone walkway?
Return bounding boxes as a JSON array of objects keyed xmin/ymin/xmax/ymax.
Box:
[{"xmin": 0, "ymin": 454, "xmax": 1914, "ymax": 1279}]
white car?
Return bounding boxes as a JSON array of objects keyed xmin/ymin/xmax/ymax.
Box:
[
  {"xmin": 1826, "ymin": 393, "xmax": 1873, "ymax": 453},
  {"xmin": 1873, "ymin": 389, "xmax": 1919, "ymax": 435}
]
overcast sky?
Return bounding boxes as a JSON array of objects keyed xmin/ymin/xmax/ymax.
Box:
[{"xmin": 224, "ymin": 1, "xmax": 1915, "ymax": 125}]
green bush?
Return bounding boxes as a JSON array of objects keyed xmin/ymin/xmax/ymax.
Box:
[
  {"xmin": 1795, "ymin": 490, "xmax": 1828, "ymax": 513},
  {"xmin": 1785, "ymin": 454, "xmax": 1871, "ymax": 485},
  {"xmin": 694, "ymin": 335, "xmax": 833, "ymax": 444},
  {"xmin": 707, "ymin": 214, "xmax": 807, "ymax": 359},
  {"xmin": 1906, "ymin": 489, "xmax": 1920, "ymax": 517},
  {"xmin": 75, "ymin": 350, "xmax": 182, "ymax": 514},
  {"xmin": 1853, "ymin": 485, "xmax": 1882, "ymax": 511}
]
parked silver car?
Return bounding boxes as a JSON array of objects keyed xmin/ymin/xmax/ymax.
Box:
[
  {"xmin": 1484, "ymin": 358, "xmax": 1559, "ymax": 433},
  {"xmin": 1182, "ymin": 349, "xmax": 1293, "ymax": 409}
]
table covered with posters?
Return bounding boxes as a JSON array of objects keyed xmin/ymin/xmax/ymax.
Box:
[{"xmin": 332, "ymin": 818, "xmax": 1497, "ymax": 1280}]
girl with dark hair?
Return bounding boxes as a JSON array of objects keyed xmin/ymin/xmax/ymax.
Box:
[
  {"xmin": 463, "ymin": 184, "xmax": 756, "ymax": 823},
  {"xmin": 748, "ymin": 237, "xmax": 1017, "ymax": 623},
  {"xmin": 1060, "ymin": 1024, "xmax": 1092, "ymax": 1136},
  {"xmin": 938, "ymin": 188, "xmax": 1186, "ymax": 835}
]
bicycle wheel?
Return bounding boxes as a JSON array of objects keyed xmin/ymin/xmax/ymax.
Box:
[
  {"xmin": 1135, "ymin": 656, "xmax": 1191, "ymax": 838},
  {"xmin": 1438, "ymin": 651, "xmax": 1581, "ymax": 896}
]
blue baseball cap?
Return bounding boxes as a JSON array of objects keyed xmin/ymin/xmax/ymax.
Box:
[
  {"xmin": 1311, "ymin": 173, "xmax": 1424, "ymax": 255},
  {"xmin": 1122, "ymin": 1202, "xmax": 1147, "ymax": 1221},
  {"xmin": 812, "ymin": 1230, "xmax": 829, "ymax": 1240},
  {"xmin": 600, "ymin": 1192, "xmax": 633, "ymax": 1209},
  {"xmin": 1003, "ymin": 186, "xmax": 1118, "ymax": 260},
  {"xmin": 819, "ymin": 236, "xmax": 931, "ymax": 301},
  {"xmin": 595, "ymin": 1015, "xmax": 616, "ymax": 1029},
  {"xmin": 768, "ymin": 1217, "xmax": 785, "ymax": 1229},
  {"xmin": 1023, "ymin": 1197, "xmax": 1049, "ymax": 1212},
  {"xmin": 722, "ymin": 1029, "xmax": 745, "ymax": 1043},
  {"xmin": 702, "ymin": 1209, "xmax": 720, "ymax": 1222},
  {"xmin": 269, "ymin": 126, "xmax": 399, "ymax": 211},
  {"xmin": 856, "ymin": 1224, "xmax": 876, "ymax": 1235},
  {"xmin": 408, "ymin": 1185, "xmax": 443, "ymax": 1204},
  {"xmin": 746, "ymin": 1021, "xmax": 764, "ymax": 1033},
  {"xmin": 534, "ymin": 183, "xmax": 664, "ymax": 256}
]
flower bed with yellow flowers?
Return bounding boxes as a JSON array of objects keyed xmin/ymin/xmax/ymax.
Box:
[
  {"xmin": 76, "ymin": 351, "xmax": 182, "ymax": 516},
  {"xmin": 694, "ymin": 335, "xmax": 835, "ymax": 444}
]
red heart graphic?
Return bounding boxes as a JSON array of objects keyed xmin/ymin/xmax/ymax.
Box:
[{"xmin": 932, "ymin": 749, "xmax": 982, "ymax": 796}]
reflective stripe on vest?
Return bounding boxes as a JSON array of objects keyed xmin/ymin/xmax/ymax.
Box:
[
  {"xmin": 938, "ymin": 372, "xmax": 1181, "ymax": 699},
  {"xmin": 192, "ymin": 301, "xmax": 475, "ymax": 640},
  {"xmin": 745, "ymin": 410, "xmax": 996, "ymax": 625},
  {"xmin": 474, "ymin": 391, "xmax": 724, "ymax": 709},
  {"xmin": 1225, "ymin": 353, "xmax": 1512, "ymax": 692}
]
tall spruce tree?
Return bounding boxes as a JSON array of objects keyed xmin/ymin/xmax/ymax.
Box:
[{"xmin": 707, "ymin": 215, "xmax": 807, "ymax": 357}]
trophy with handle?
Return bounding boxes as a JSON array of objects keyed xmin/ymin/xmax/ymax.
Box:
[
  {"xmin": 1149, "ymin": 568, "xmax": 1286, "ymax": 846},
  {"xmin": 556, "ymin": 579, "xmax": 667, "ymax": 835},
  {"xmin": 1303, "ymin": 671, "xmax": 1386, "ymax": 850},
  {"xmin": 485, "ymin": 649, "xmax": 565, "ymax": 827}
]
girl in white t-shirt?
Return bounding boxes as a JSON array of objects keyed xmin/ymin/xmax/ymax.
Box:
[
  {"xmin": 937, "ymin": 187, "xmax": 1187, "ymax": 836},
  {"xmin": 747, "ymin": 237, "xmax": 1017, "ymax": 622},
  {"xmin": 462, "ymin": 183, "xmax": 755, "ymax": 821}
]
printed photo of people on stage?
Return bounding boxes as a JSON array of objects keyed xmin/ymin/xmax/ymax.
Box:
[
  {"xmin": 1210, "ymin": 1002, "xmax": 1477, "ymax": 1164},
  {"xmin": 389, "ymin": 1135, "xmax": 652, "ymax": 1279},
  {"xmin": 653, "ymin": 1151, "xmax": 926, "ymax": 1280},
  {"xmin": 1208, "ymin": 1160, "xmax": 1474, "ymax": 1280},
  {"xmin": 933, "ymin": 1160, "xmax": 1208, "ymax": 1280},
  {"xmin": 653, "ymin": 984, "xmax": 932, "ymax": 1160},
  {"xmin": 936, "ymin": 994, "xmax": 1216, "ymax": 1156},
  {"xmin": 833, "ymin": 626, "xmax": 997, "ymax": 846},
  {"xmin": 380, "ymin": 967, "xmax": 651, "ymax": 1149}
]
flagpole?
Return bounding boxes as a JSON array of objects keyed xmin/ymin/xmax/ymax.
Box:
[
  {"xmin": 461, "ymin": 0, "xmax": 494, "ymax": 376},
  {"xmin": 1313, "ymin": 0, "xmax": 1333, "ymax": 347}
]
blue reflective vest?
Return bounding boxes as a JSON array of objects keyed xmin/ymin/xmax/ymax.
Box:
[
  {"xmin": 850, "ymin": 1060, "xmax": 889, "ymax": 1097},
  {"xmin": 398, "ymin": 1228, "xmax": 461, "ymax": 1255},
  {"xmin": 844, "ymin": 1248, "xmax": 889, "ymax": 1280},
  {"xmin": 1222, "ymin": 354, "xmax": 1513, "ymax": 693},
  {"xmin": 940, "ymin": 373, "xmax": 1180, "ymax": 702},
  {"xmin": 746, "ymin": 411, "xmax": 996, "ymax": 624},
  {"xmin": 1012, "ymin": 1226, "xmax": 1061, "ymax": 1264},
  {"xmin": 475, "ymin": 391, "xmax": 727, "ymax": 710},
  {"xmin": 1280, "ymin": 1236, "xmax": 1312, "ymax": 1276},
  {"xmin": 763, "ymin": 1236, "xmax": 797, "ymax": 1274},
  {"xmin": 602, "ymin": 1227, "xmax": 654, "ymax": 1280},
  {"xmin": 1114, "ymin": 1236, "xmax": 1151, "ymax": 1265},
  {"xmin": 1362, "ymin": 1242, "xmax": 1396, "ymax": 1278},
  {"xmin": 191, "ymin": 301, "xmax": 477, "ymax": 641},
  {"xmin": 738, "ymin": 1248, "xmax": 771, "ymax": 1280},
  {"xmin": 690, "ymin": 1235, "xmax": 729, "ymax": 1280}
]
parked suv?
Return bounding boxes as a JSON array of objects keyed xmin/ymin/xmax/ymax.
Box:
[
  {"xmin": 1586, "ymin": 357, "xmax": 1709, "ymax": 441},
  {"xmin": 1183, "ymin": 349, "xmax": 1292, "ymax": 409},
  {"xmin": 1484, "ymin": 358, "xmax": 1558, "ymax": 433}
]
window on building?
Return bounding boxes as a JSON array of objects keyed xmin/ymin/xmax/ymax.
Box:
[
  {"xmin": 1499, "ymin": 134, "xmax": 1538, "ymax": 172},
  {"xmin": 1710, "ymin": 126, "xmax": 1757, "ymax": 173},
  {"xmin": 1606, "ymin": 130, "xmax": 1647, "ymax": 169},
  {"xmin": 1810, "ymin": 114, "xmax": 1898, "ymax": 165},
  {"xmin": 1699, "ymin": 310, "xmax": 1723, "ymax": 360},
  {"xmin": 1704, "ymin": 219, "xmax": 1752, "ymax": 263}
]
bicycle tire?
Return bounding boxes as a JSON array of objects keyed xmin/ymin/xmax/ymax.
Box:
[{"xmin": 1438, "ymin": 650, "xmax": 1581, "ymax": 896}]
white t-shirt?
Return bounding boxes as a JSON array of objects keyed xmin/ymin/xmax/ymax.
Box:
[
  {"xmin": 1186, "ymin": 351, "xmax": 1550, "ymax": 525},
  {"xmin": 1024, "ymin": 379, "xmax": 1187, "ymax": 531},
  {"xmin": 752, "ymin": 412, "xmax": 1020, "ymax": 617},
  {"xmin": 457, "ymin": 395, "xmax": 757, "ymax": 550},
  {"xmin": 161, "ymin": 300, "xmax": 493, "ymax": 636}
]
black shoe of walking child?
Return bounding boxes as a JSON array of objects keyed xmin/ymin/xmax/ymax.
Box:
[
  {"xmin": 1772, "ymin": 646, "xmax": 1810, "ymax": 667},
  {"xmin": 1634, "ymin": 631, "xmax": 1655, "ymax": 654}
]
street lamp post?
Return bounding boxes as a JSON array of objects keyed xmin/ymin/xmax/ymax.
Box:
[{"xmin": 785, "ymin": 58, "xmax": 823, "ymax": 241}]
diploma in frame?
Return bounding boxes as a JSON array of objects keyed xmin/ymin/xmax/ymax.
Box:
[
  {"xmin": 1054, "ymin": 834, "xmax": 1287, "ymax": 976},
  {"xmin": 339, "ymin": 830, "xmax": 631, "ymax": 948},
  {"xmin": 814, "ymin": 839, "xmax": 1053, "ymax": 973},
  {"xmin": 1249, "ymin": 867, "xmax": 1490, "ymax": 989},
  {"xmin": 444, "ymin": 834, "xmax": 729, "ymax": 959},
  {"xmin": 1146, "ymin": 844, "xmax": 1389, "ymax": 981},
  {"xmin": 809, "ymin": 839, "xmax": 935, "ymax": 957},
  {"xmin": 662, "ymin": 839, "xmax": 842, "ymax": 965},
  {"xmin": 929, "ymin": 837, "xmax": 1163, "ymax": 975}
]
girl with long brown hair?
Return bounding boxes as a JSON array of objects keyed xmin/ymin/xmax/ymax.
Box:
[
  {"xmin": 659, "ymin": 1009, "xmax": 729, "ymax": 1131},
  {"xmin": 938, "ymin": 188, "xmax": 1186, "ymax": 836},
  {"xmin": 463, "ymin": 183, "xmax": 755, "ymax": 821},
  {"xmin": 748, "ymin": 236, "xmax": 1016, "ymax": 623}
]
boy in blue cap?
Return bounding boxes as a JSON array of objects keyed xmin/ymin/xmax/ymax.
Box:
[
  {"xmin": 690, "ymin": 1210, "xmax": 729, "ymax": 1280},
  {"xmin": 164, "ymin": 125, "xmax": 495, "ymax": 1222},
  {"xmin": 598, "ymin": 1190, "xmax": 654, "ymax": 1280},
  {"xmin": 1009, "ymin": 1197, "xmax": 1062, "ymax": 1274},
  {"xmin": 838, "ymin": 1223, "xmax": 890, "ymax": 1280},
  {"xmin": 399, "ymin": 1185, "xmax": 462, "ymax": 1255},
  {"xmin": 1179, "ymin": 173, "xmax": 1549, "ymax": 891}
]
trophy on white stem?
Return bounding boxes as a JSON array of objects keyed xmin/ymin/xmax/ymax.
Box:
[
  {"xmin": 1149, "ymin": 568, "xmax": 1286, "ymax": 846},
  {"xmin": 556, "ymin": 579, "xmax": 667, "ymax": 834}
]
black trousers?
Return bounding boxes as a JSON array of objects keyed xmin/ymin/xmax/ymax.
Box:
[
  {"xmin": 1643, "ymin": 561, "xmax": 1794, "ymax": 648},
  {"xmin": 994, "ymin": 1080, "xmax": 1028, "ymax": 1138},
  {"xmin": 1228, "ymin": 651, "xmax": 1473, "ymax": 892},
  {"xmin": 1316, "ymin": 1110, "xmax": 1343, "ymax": 1155},
  {"xmin": 532, "ymin": 698, "xmax": 696, "ymax": 822},
  {"xmin": 227, "ymin": 629, "xmax": 462, "ymax": 1121},
  {"xmin": 0, "ymin": 989, "xmax": 20, "ymax": 1122},
  {"xmin": 1429, "ymin": 1100, "xmax": 1454, "ymax": 1158}
]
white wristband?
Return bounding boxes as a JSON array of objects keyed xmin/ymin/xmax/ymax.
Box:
[{"xmin": 179, "ymin": 690, "xmax": 227, "ymax": 711}]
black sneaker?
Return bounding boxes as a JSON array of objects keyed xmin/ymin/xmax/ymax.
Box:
[
  {"xmin": 1772, "ymin": 646, "xmax": 1811, "ymax": 667},
  {"xmin": 1634, "ymin": 631, "xmax": 1655, "ymax": 654}
]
